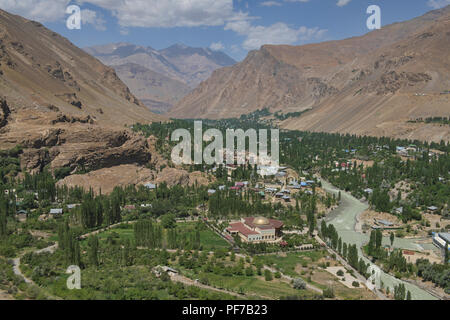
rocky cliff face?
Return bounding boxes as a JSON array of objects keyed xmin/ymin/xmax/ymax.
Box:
[{"xmin": 171, "ymin": 6, "xmax": 450, "ymax": 142}]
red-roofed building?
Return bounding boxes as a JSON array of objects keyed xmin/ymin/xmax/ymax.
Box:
[{"xmin": 226, "ymin": 217, "xmax": 283, "ymax": 243}]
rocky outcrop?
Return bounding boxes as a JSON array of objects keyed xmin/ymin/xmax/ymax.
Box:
[
  {"xmin": 22, "ymin": 127, "xmax": 152, "ymax": 172},
  {"xmin": 50, "ymin": 114, "xmax": 95, "ymax": 125},
  {"xmin": 56, "ymin": 164, "xmax": 213, "ymax": 194},
  {"xmin": 0, "ymin": 8, "xmax": 168, "ymax": 186},
  {"xmin": 21, "ymin": 148, "xmax": 52, "ymax": 173},
  {"xmin": 366, "ymin": 71, "xmax": 432, "ymax": 95}
]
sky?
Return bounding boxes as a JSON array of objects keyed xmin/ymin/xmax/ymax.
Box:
[{"xmin": 0, "ymin": 0, "xmax": 449, "ymax": 61}]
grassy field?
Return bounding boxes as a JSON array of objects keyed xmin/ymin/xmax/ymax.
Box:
[
  {"xmin": 185, "ymin": 271, "xmax": 313, "ymax": 299},
  {"xmin": 255, "ymin": 250, "xmax": 327, "ymax": 277},
  {"xmin": 254, "ymin": 251, "xmax": 378, "ymax": 300},
  {"xmin": 81, "ymin": 222, "xmax": 229, "ymax": 251},
  {"xmin": 173, "ymin": 222, "xmax": 230, "ymax": 251}
]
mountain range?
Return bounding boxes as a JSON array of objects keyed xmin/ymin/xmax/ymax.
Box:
[
  {"xmin": 84, "ymin": 43, "xmax": 236, "ymax": 114},
  {"xmin": 170, "ymin": 6, "xmax": 450, "ymax": 142}
]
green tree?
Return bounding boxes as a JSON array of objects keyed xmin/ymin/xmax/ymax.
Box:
[
  {"xmin": 264, "ymin": 269, "xmax": 273, "ymax": 281},
  {"xmin": 445, "ymin": 242, "xmax": 449, "ymax": 265},
  {"xmin": 394, "ymin": 283, "xmax": 406, "ymax": 300},
  {"xmin": 161, "ymin": 214, "xmax": 176, "ymax": 229},
  {"xmin": 0, "ymin": 197, "xmax": 7, "ymax": 238},
  {"xmin": 88, "ymin": 235, "xmax": 99, "ymax": 267}
]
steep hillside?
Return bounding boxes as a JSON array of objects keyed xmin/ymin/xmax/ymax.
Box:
[
  {"xmin": 113, "ymin": 63, "xmax": 191, "ymax": 114},
  {"xmin": 171, "ymin": 6, "xmax": 450, "ymax": 142},
  {"xmin": 0, "ymin": 9, "xmax": 165, "ymax": 176}
]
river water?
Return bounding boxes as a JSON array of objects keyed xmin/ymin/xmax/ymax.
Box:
[{"xmin": 320, "ymin": 179, "xmax": 438, "ymax": 300}]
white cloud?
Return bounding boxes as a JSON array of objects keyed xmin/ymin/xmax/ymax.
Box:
[
  {"xmin": 119, "ymin": 28, "xmax": 129, "ymax": 36},
  {"xmin": 0, "ymin": 0, "xmax": 70, "ymax": 22},
  {"xmin": 81, "ymin": 9, "xmax": 106, "ymax": 31},
  {"xmin": 427, "ymin": 0, "xmax": 450, "ymax": 9},
  {"xmin": 0, "ymin": 0, "xmax": 327, "ymax": 52},
  {"xmin": 286, "ymin": 0, "xmax": 352, "ymax": 6},
  {"xmin": 0, "ymin": 0, "xmax": 237, "ymax": 27},
  {"xmin": 225, "ymin": 20, "xmax": 326, "ymax": 50},
  {"xmin": 78, "ymin": 0, "xmax": 235, "ymax": 28},
  {"xmin": 260, "ymin": 1, "xmax": 282, "ymax": 7},
  {"xmin": 210, "ymin": 41, "xmax": 225, "ymax": 51},
  {"xmin": 336, "ymin": 0, "xmax": 351, "ymax": 7}
]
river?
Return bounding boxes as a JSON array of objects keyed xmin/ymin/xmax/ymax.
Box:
[{"xmin": 320, "ymin": 179, "xmax": 438, "ymax": 300}]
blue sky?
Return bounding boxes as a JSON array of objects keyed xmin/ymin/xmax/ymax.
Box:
[{"xmin": 0, "ymin": 0, "xmax": 448, "ymax": 60}]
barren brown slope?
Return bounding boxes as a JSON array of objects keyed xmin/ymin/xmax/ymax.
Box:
[
  {"xmin": 0, "ymin": 9, "xmax": 165, "ymax": 175},
  {"xmin": 113, "ymin": 63, "xmax": 191, "ymax": 114},
  {"xmin": 170, "ymin": 6, "xmax": 450, "ymax": 142}
]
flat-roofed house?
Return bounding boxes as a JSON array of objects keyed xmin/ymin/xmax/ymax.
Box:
[
  {"xmin": 433, "ymin": 233, "xmax": 450, "ymax": 253},
  {"xmin": 427, "ymin": 206, "xmax": 438, "ymax": 213},
  {"xmin": 377, "ymin": 219, "xmax": 394, "ymax": 227},
  {"xmin": 49, "ymin": 208, "xmax": 63, "ymax": 216}
]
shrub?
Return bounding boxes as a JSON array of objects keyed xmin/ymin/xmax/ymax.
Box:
[
  {"xmin": 264, "ymin": 270, "xmax": 273, "ymax": 281},
  {"xmin": 323, "ymin": 286, "xmax": 335, "ymax": 298},
  {"xmin": 292, "ymin": 278, "xmax": 307, "ymax": 290}
]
